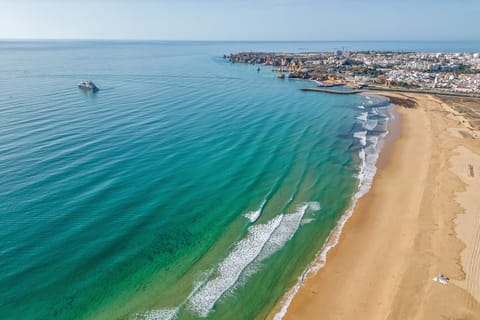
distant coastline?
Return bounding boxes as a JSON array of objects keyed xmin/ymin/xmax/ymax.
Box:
[{"xmin": 227, "ymin": 51, "xmax": 480, "ymax": 97}]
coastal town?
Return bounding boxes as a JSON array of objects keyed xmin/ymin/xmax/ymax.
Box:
[{"xmin": 227, "ymin": 51, "xmax": 480, "ymax": 95}]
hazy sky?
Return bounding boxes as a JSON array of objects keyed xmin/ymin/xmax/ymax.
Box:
[{"xmin": 0, "ymin": 0, "xmax": 479, "ymax": 40}]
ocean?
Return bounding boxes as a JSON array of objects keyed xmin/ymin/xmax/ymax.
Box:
[{"xmin": 0, "ymin": 40, "xmax": 476, "ymax": 319}]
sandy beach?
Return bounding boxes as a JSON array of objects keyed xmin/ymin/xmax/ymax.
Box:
[{"xmin": 270, "ymin": 93, "xmax": 480, "ymax": 320}]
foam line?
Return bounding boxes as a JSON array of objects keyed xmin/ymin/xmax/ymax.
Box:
[
  {"xmin": 353, "ymin": 131, "xmax": 367, "ymax": 147},
  {"xmin": 239, "ymin": 202, "xmax": 321, "ymax": 282},
  {"xmin": 132, "ymin": 308, "xmax": 178, "ymax": 320},
  {"xmin": 273, "ymin": 97, "xmax": 393, "ymax": 320},
  {"xmin": 189, "ymin": 202, "xmax": 320, "ymax": 317},
  {"xmin": 258, "ymin": 204, "xmax": 308, "ymax": 260},
  {"xmin": 364, "ymin": 118, "xmax": 378, "ymax": 131},
  {"xmin": 356, "ymin": 112, "xmax": 368, "ymax": 122},
  {"xmin": 189, "ymin": 216, "xmax": 283, "ymax": 317},
  {"xmin": 244, "ymin": 199, "xmax": 267, "ymax": 223}
]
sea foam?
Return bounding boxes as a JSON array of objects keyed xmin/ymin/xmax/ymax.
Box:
[
  {"xmin": 353, "ymin": 131, "xmax": 367, "ymax": 147},
  {"xmin": 273, "ymin": 97, "xmax": 393, "ymax": 320},
  {"xmin": 244, "ymin": 199, "xmax": 267, "ymax": 223},
  {"xmin": 364, "ymin": 118, "xmax": 378, "ymax": 131},
  {"xmin": 189, "ymin": 216, "xmax": 283, "ymax": 316},
  {"xmin": 257, "ymin": 203, "xmax": 315, "ymax": 261},
  {"xmin": 356, "ymin": 112, "xmax": 368, "ymax": 122},
  {"xmin": 189, "ymin": 202, "xmax": 320, "ymax": 317},
  {"xmin": 132, "ymin": 308, "xmax": 178, "ymax": 320},
  {"xmin": 137, "ymin": 201, "xmax": 319, "ymax": 319},
  {"xmin": 239, "ymin": 202, "xmax": 320, "ymax": 281}
]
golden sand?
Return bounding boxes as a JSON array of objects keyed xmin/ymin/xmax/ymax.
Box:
[{"xmin": 270, "ymin": 93, "xmax": 480, "ymax": 320}]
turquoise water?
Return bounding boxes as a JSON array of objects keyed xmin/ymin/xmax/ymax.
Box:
[{"xmin": 0, "ymin": 41, "xmax": 465, "ymax": 319}]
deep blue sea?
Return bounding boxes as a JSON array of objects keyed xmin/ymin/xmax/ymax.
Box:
[{"xmin": 0, "ymin": 41, "xmax": 476, "ymax": 320}]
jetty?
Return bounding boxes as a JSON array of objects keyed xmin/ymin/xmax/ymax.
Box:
[{"xmin": 300, "ymin": 88, "xmax": 364, "ymax": 94}]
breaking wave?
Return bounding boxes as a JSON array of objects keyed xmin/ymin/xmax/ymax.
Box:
[
  {"xmin": 353, "ymin": 131, "xmax": 367, "ymax": 147},
  {"xmin": 244, "ymin": 199, "xmax": 267, "ymax": 223},
  {"xmin": 132, "ymin": 308, "xmax": 178, "ymax": 320},
  {"xmin": 188, "ymin": 202, "xmax": 319, "ymax": 317},
  {"xmin": 273, "ymin": 95, "xmax": 394, "ymax": 320}
]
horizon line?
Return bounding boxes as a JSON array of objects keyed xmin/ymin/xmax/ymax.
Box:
[{"xmin": 0, "ymin": 38, "xmax": 479, "ymax": 43}]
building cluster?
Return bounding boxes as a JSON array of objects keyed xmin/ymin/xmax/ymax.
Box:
[{"xmin": 227, "ymin": 51, "xmax": 480, "ymax": 94}]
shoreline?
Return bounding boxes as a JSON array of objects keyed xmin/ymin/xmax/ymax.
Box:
[
  {"xmin": 269, "ymin": 92, "xmax": 480, "ymax": 319},
  {"xmin": 268, "ymin": 92, "xmax": 398, "ymax": 320}
]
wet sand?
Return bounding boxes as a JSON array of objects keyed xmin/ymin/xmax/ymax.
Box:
[{"xmin": 270, "ymin": 93, "xmax": 480, "ymax": 320}]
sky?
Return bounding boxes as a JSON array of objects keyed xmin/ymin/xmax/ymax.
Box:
[{"xmin": 0, "ymin": 0, "xmax": 479, "ymax": 41}]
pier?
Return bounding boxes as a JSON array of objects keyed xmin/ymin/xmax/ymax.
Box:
[{"xmin": 300, "ymin": 88, "xmax": 364, "ymax": 94}]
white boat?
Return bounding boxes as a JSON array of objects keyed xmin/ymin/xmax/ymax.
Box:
[{"xmin": 78, "ymin": 80, "xmax": 99, "ymax": 92}]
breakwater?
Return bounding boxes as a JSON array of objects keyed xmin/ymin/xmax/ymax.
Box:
[{"xmin": 300, "ymin": 88, "xmax": 364, "ymax": 95}]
